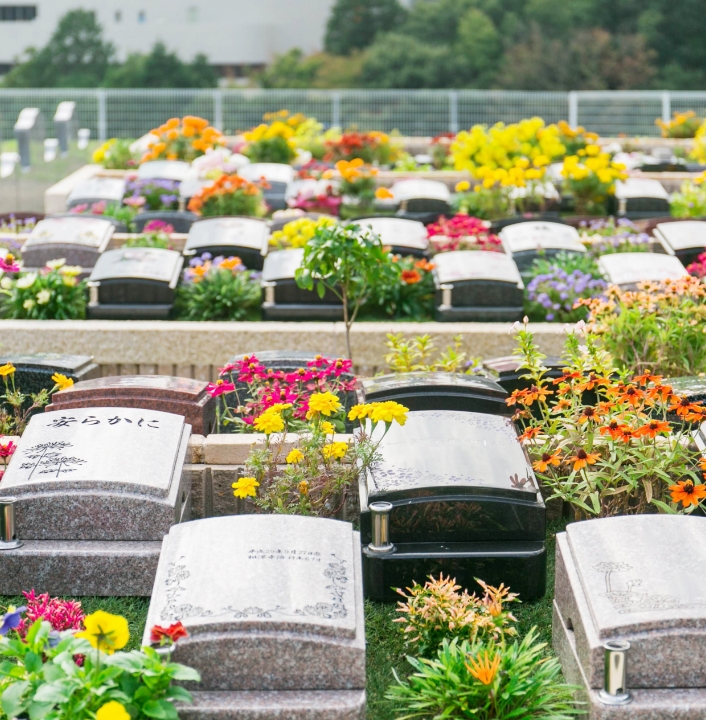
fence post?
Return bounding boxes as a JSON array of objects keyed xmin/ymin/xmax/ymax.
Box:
[
  {"xmin": 662, "ymin": 91, "xmax": 671, "ymax": 124},
  {"xmin": 213, "ymin": 90, "xmax": 223, "ymax": 131},
  {"xmin": 568, "ymin": 91, "xmax": 578, "ymax": 128},
  {"xmin": 97, "ymin": 89, "xmax": 107, "ymax": 142},
  {"xmin": 449, "ymin": 91, "xmax": 459, "ymax": 133},
  {"xmin": 332, "ymin": 91, "xmax": 341, "ymax": 129}
]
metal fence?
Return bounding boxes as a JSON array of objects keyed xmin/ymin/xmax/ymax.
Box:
[{"xmin": 3, "ymin": 89, "xmax": 706, "ymax": 141}]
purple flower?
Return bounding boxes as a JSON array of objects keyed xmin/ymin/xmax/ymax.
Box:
[
  {"xmin": 159, "ymin": 194, "xmax": 178, "ymax": 206},
  {"xmin": 0, "ymin": 605, "xmax": 26, "ymax": 636}
]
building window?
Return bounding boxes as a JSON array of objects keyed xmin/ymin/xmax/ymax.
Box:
[
  {"xmin": 137, "ymin": 10, "xmax": 145, "ymax": 23},
  {"xmin": 0, "ymin": 5, "xmax": 37, "ymax": 21},
  {"xmin": 115, "ymin": 10, "xmax": 121, "ymax": 21},
  {"xmin": 187, "ymin": 5, "xmax": 198, "ymax": 22}
]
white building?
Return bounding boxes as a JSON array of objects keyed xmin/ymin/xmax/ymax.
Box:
[{"xmin": 0, "ymin": 1, "xmax": 335, "ymax": 74}]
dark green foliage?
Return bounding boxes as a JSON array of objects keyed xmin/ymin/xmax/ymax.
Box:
[
  {"xmin": 175, "ymin": 269, "xmax": 261, "ymax": 321},
  {"xmin": 325, "ymin": 0, "xmax": 407, "ymax": 56}
]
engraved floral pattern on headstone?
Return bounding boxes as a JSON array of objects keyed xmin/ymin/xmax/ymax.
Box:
[{"xmin": 18, "ymin": 442, "xmax": 86, "ymax": 480}]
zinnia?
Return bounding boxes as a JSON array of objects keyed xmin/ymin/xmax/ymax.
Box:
[{"xmin": 306, "ymin": 391, "xmax": 341, "ymax": 418}]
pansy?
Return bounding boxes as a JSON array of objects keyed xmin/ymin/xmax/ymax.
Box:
[{"xmin": 0, "ymin": 605, "xmax": 26, "ymax": 635}]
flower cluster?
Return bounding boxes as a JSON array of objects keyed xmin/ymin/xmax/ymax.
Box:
[
  {"xmin": 0, "ymin": 214, "xmax": 37, "ymax": 236},
  {"xmin": 124, "ymin": 178, "xmax": 180, "ymax": 212},
  {"xmin": 270, "ymin": 216, "xmax": 337, "ymax": 250},
  {"xmin": 656, "ymin": 110, "xmax": 702, "ymax": 139},
  {"xmin": 335, "ymin": 158, "xmax": 378, "ymax": 202},
  {"xmin": 324, "ymin": 130, "xmax": 398, "ymax": 165},
  {"xmin": 670, "ymin": 172, "xmax": 706, "ymax": 217},
  {"xmin": 142, "ymin": 116, "xmax": 223, "ymax": 163},
  {"xmin": 244, "ymin": 110, "xmax": 300, "ymax": 164},
  {"xmin": 526, "ymin": 266, "xmax": 606, "ymax": 322},
  {"xmin": 368, "ymin": 256, "xmax": 436, "ymax": 320},
  {"xmin": 287, "ymin": 182, "xmax": 342, "ymax": 215},
  {"xmin": 561, "ymin": 146, "xmax": 628, "ymax": 214},
  {"xmin": 92, "ymin": 138, "xmax": 136, "ymax": 169},
  {"xmin": 578, "ymin": 217, "xmax": 650, "ymax": 257},
  {"xmin": 427, "ymin": 214, "xmax": 501, "ymax": 253},
  {"xmin": 123, "ymin": 220, "xmax": 173, "ymax": 249},
  {"xmin": 16, "ymin": 590, "xmax": 84, "ymax": 636},
  {"xmin": 510, "ymin": 321, "xmax": 706, "ymax": 518},
  {"xmin": 687, "ymin": 252, "xmax": 706, "ymax": 278},
  {"xmin": 187, "ymin": 174, "xmax": 267, "ymax": 217}
]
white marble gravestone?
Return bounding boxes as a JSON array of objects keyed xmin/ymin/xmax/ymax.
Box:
[
  {"xmin": 654, "ymin": 221, "xmax": 706, "ymax": 256},
  {"xmin": 144, "ymin": 515, "xmax": 365, "ymax": 718},
  {"xmin": 137, "ymin": 160, "xmax": 191, "ymax": 182},
  {"xmin": 357, "ymin": 217, "xmax": 429, "ymax": 252},
  {"xmin": 499, "ymin": 221, "xmax": 584, "ymax": 256},
  {"xmin": 66, "ymin": 177, "xmax": 126, "ymax": 209},
  {"xmin": 598, "ymin": 252, "xmax": 688, "ymax": 289},
  {"xmin": 239, "ymin": 162, "xmax": 295, "ymax": 185},
  {"xmin": 262, "ymin": 247, "xmax": 304, "ymax": 283},
  {"xmin": 554, "ymin": 515, "xmax": 706, "ymax": 717},
  {"xmin": 89, "ymin": 248, "xmax": 184, "ymax": 286},
  {"xmin": 391, "ymin": 179, "xmax": 451, "ymax": 203},
  {"xmin": 434, "ymin": 250, "xmax": 523, "ymax": 286},
  {"xmin": 184, "ymin": 217, "xmax": 269, "ymax": 256},
  {"xmin": 615, "ymin": 178, "xmax": 669, "ymax": 202}
]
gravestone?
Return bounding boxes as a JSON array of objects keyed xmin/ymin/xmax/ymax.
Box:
[
  {"xmin": 137, "ymin": 160, "xmax": 191, "ymax": 182},
  {"xmin": 356, "ymin": 217, "xmax": 430, "ymax": 257},
  {"xmin": 361, "ymin": 372, "xmax": 510, "ymax": 416},
  {"xmin": 391, "ymin": 179, "xmax": 451, "ymax": 220},
  {"xmin": 47, "ymin": 375, "xmax": 216, "ymax": 435},
  {"xmin": 499, "ymin": 221, "xmax": 585, "ymax": 273},
  {"xmin": 598, "ymin": 252, "xmax": 688, "ymax": 290},
  {"xmin": 654, "ymin": 220, "xmax": 706, "ymax": 267},
  {"xmin": 484, "ymin": 355, "xmax": 565, "ymax": 394},
  {"xmin": 553, "ymin": 515, "xmax": 706, "ymax": 718},
  {"xmin": 270, "ymin": 212, "xmax": 336, "ymax": 233},
  {"xmin": 132, "ymin": 211, "xmax": 198, "ymax": 234},
  {"xmin": 359, "ymin": 409, "xmax": 546, "ymax": 601},
  {"xmin": 0, "ymin": 353, "xmax": 100, "ymax": 398},
  {"xmin": 239, "ymin": 163, "xmax": 295, "ymax": 211},
  {"xmin": 184, "ymin": 217, "xmax": 269, "ymax": 270},
  {"xmin": 508, "ymin": 181, "xmax": 561, "ymax": 210},
  {"xmin": 261, "ymin": 249, "xmax": 343, "ymax": 321},
  {"xmin": 615, "ymin": 178, "xmax": 670, "ymax": 218},
  {"xmin": 0, "ymin": 407, "xmax": 191, "ymax": 596},
  {"xmin": 66, "ymin": 177, "xmax": 126, "ymax": 210},
  {"xmin": 434, "ymin": 250, "xmax": 524, "ymax": 321},
  {"xmin": 22, "ymin": 216, "xmax": 114, "ymax": 270},
  {"xmin": 53, "ymin": 101, "xmax": 76, "ymax": 156},
  {"xmin": 87, "ymin": 247, "xmax": 184, "ymax": 319},
  {"xmin": 144, "ymin": 515, "xmax": 365, "ymax": 719},
  {"xmin": 14, "ymin": 108, "xmax": 44, "ymax": 170},
  {"xmin": 178, "ymin": 177, "xmax": 214, "ymax": 204}
]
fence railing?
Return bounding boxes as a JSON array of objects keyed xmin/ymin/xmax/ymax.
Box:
[{"xmin": 2, "ymin": 89, "xmax": 706, "ymax": 142}]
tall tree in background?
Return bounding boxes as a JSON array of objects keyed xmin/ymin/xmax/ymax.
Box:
[
  {"xmin": 3, "ymin": 9, "xmax": 114, "ymax": 87},
  {"xmin": 325, "ymin": 0, "xmax": 407, "ymax": 56}
]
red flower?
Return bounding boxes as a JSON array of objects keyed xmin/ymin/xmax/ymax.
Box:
[
  {"xmin": 401, "ymin": 269, "xmax": 422, "ymax": 284},
  {"xmin": 0, "ymin": 441, "xmax": 16, "ymax": 458},
  {"xmin": 150, "ymin": 621, "xmax": 188, "ymax": 644}
]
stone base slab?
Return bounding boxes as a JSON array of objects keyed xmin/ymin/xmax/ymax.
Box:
[
  {"xmin": 180, "ymin": 690, "xmax": 365, "ymax": 720},
  {"xmin": 553, "ymin": 601, "xmax": 706, "ymax": 719},
  {"xmin": 0, "ymin": 539, "xmax": 162, "ymax": 596}
]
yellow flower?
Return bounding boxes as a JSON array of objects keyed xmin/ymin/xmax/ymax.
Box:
[
  {"xmin": 286, "ymin": 448, "xmax": 304, "ymax": 464},
  {"xmin": 375, "ymin": 187, "xmax": 394, "ymax": 200},
  {"xmin": 455, "ymin": 180, "xmax": 471, "ymax": 192},
  {"xmin": 322, "ymin": 441, "xmax": 348, "ymax": 460},
  {"xmin": 51, "ymin": 373, "xmax": 74, "ymax": 391},
  {"xmin": 320, "ymin": 421, "xmax": 335, "ymax": 434},
  {"xmin": 533, "ymin": 154, "xmax": 550, "ymax": 167},
  {"xmin": 76, "ymin": 611, "xmax": 129, "ymax": 654},
  {"xmin": 298, "ymin": 480, "xmax": 309, "ymax": 495},
  {"xmin": 232, "ymin": 476, "xmax": 259, "ymax": 498},
  {"xmin": 96, "ymin": 701, "xmax": 131, "ymax": 720},
  {"xmin": 348, "ymin": 404, "xmax": 371, "ymax": 421},
  {"xmin": 266, "ymin": 403, "xmax": 292, "ymax": 414},
  {"xmin": 254, "ymin": 411, "xmax": 284, "ymax": 434},
  {"xmin": 0, "ymin": 363, "xmax": 15, "ymax": 377},
  {"xmin": 369, "ymin": 401, "xmax": 409, "ymax": 426},
  {"xmin": 306, "ymin": 391, "xmax": 341, "ymax": 418}
]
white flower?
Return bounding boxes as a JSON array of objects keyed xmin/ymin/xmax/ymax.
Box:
[
  {"xmin": 45, "ymin": 258, "xmax": 66, "ymax": 270},
  {"xmin": 36, "ymin": 289, "xmax": 52, "ymax": 305},
  {"xmin": 0, "ymin": 277, "xmax": 12, "ymax": 290},
  {"xmin": 16, "ymin": 273, "xmax": 37, "ymax": 289},
  {"xmin": 23, "ymin": 299, "xmax": 35, "ymax": 310}
]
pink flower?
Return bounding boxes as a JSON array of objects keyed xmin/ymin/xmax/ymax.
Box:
[
  {"xmin": 206, "ymin": 380, "xmax": 235, "ymax": 397},
  {"xmin": 124, "ymin": 196, "xmax": 146, "ymax": 207},
  {"xmin": 69, "ymin": 203, "xmax": 89, "ymax": 214},
  {"xmin": 0, "ymin": 440, "xmax": 16, "ymax": 458},
  {"xmin": 219, "ymin": 362, "xmax": 238, "ymax": 376},
  {"xmin": 285, "ymin": 368, "xmax": 314, "ymax": 383},
  {"xmin": 307, "ymin": 355, "xmax": 331, "ymax": 369},
  {"xmin": 144, "ymin": 220, "xmax": 174, "ymax": 234},
  {"xmin": 17, "ymin": 590, "xmax": 84, "ymax": 636},
  {"xmin": 0, "ymin": 257, "xmax": 20, "ymax": 273},
  {"xmin": 90, "ymin": 201, "xmax": 107, "ymax": 214}
]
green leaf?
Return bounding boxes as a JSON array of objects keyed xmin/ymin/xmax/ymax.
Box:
[
  {"xmin": 1, "ymin": 679, "xmax": 30, "ymax": 717},
  {"xmin": 142, "ymin": 698, "xmax": 172, "ymax": 718}
]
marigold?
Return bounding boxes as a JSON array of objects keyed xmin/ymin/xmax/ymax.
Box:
[
  {"xmin": 400, "ymin": 269, "xmax": 422, "ymax": 284},
  {"xmin": 232, "ymin": 476, "xmax": 259, "ymax": 498},
  {"xmin": 96, "ymin": 701, "xmax": 131, "ymax": 720},
  {"xmin": 286, "ymin": 448, "xmax": 304, "ymax": 464},
  {"xmin": 306, "ymin": 391, "xmax": 341, "ymax": 418},
  {"xmin": 348, "ymin": 404, "xmax": 371, "ymax": 421},
  {"xmin": 567, "ymin": 448, "xmax": 600, "ymax": 471},
  {"xmin": 322, "ymin": 441, "xmax": 348, "ymax": 460},
  {"xmin": 369, "ymin": 401, "xmax": 408, "ymax": 426},
  {"xmin": 298, "ymin": 480, "xmax": 309, "ymax": 495},
  {"xmin": 670, "ymin": 479, "xmax": 706, "ymax": 508},
  {"xmin": 375, "ymin": 186, "xmax": 394, "ymax": 200},
  {"xmin": 254, "ymin": 411, "xmax": 284, "ymax": 434},
  {"xmin": 0, "ymin": 363, "xmax": 15, "ymax": 377}
]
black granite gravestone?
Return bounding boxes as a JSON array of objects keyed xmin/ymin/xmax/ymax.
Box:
[
  {"xmin": 132, "ymin": 211, "xmax": 198, "ymax": 234},
  {"xmin": 0, "ymin": 353, "xmax": 100, "ymax": 398},
  {"xmin": 87, "ymin": 247, "xmax": 184, "ymax": 319},
  {"xmin": 598, "ymin": 252, "xmax": 688, "ymax": 290},
  {"xmin": 615, "ymin": 178, "xmax": 670, "ymax": 218},
  {"xmin": 484, "ymin": 355, "xmax": 565, "ymax": 395},
  {"xmin": 434, "ymin": 250, "xmax": 524, "ymax": 321},
  {"xmin": 356, "ymin": 217, "xmax": 430, "ymax": 258},
  {"xmin": 184, "ymin": 217, "xmax": 269, "ymax": 270},
  {"xmin": 239, "ymin": 163, "xmax": 295, "ymax": 211},
  {"xmin": 261, "ymin": 248, "xmax": 343, "ymax": 320},
  {"xmin": 654, "ymin": 220, "xmax": 706, "ymax": 267},
  {"xmin": 361, "ymin": 372, "xmax": 510, "ymax": 416},
  {"xmin": 392, "ymin": 179, "xmax": 451, "ymax": 222},
  {"xmin": 359, "ymin": 409, "xmax": 546, "ymax": 601},
  {"xmin": 499, "ymin": 221, "xmax": 585, "ymax": 273}
]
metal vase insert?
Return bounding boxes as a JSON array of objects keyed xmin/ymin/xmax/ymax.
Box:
[
  {"xmin": 368, "ymin": 501, "xmax": 395, "ymax": 554},
  {"xmin": 598, "ymin": 640, "xmax": 632, "ymax": 705},
  {"xmin": 0, "ymin": 499, "xmax": 23, "ymax": 550}
]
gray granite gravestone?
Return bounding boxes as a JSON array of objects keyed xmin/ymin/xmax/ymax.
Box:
[
  {"xmin": 654, "ymin": 220, "xmax": 706, "ymax": 266},
  {"xmin": 553, "ymin": 515, "xmax": 706, "ymax": 717},
  {"xmin": 261, "ymin": 248, "xmax": 343, "ymax": 321},
  {"xmin": 359, "ymin": 409, "xmax": 545, "ymax": 601},
  {"xmin": 356, "ymin": 217, "xmax": 430, "ymax": 257},
  {"xmin": 615, "ymin": 178, "xmax": 670, "ymax": 218},
  {"xmin": 434, "ymin": 250, "xmax": 524, "ymax": 321},
  {"xmin": 499, "ymin": 221, "xmax": 585, "ymax": 273},
  {"xmin": 598, "ymin": 252, "xmax": 688, "ymax": 290},
  {"xmin": 144, "ymin": 515, "xmax": 365, "ymax": 719},
  {"xmin": 66, "ymin": 177, "xmax": 126, "ymax": 210},
  {"xmin": 184, "ymin": 216, "xmax": 269, "ymax": 269},
  {"xmin": 22, "ymin": 216, "xmax": 114, "ymax": 270},
  {"xmin": 0, "ymin": 407, "xmax": 191, "ymax": 595},
  {"xmin": 87, "ymin": 247, "xmax": 184, "ymax": 319},
  {"xmin": 54, "ymin": 101, "xmax": 76, "ymax": 156}
]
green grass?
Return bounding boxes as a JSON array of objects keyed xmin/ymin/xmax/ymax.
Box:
[{"xmin": 0, "ymin": 519, "xmax": 567, "ymax": 719}]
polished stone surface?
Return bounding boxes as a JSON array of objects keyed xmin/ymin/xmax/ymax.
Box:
[
  {"xmin": 391, "ymin": 179, "xmax": 451, "ymax": 202},
  {"xmin": 239, "ymin": 163, "xmax": 295, "ymax": 185},
  {"xmin": 185, "ymin": 217, "xmax": 269, "ymax": 254},
  {"xmin": 356, "ymin": 217, "xmax": 429, "ymax": 252},
  {"xmin": 616, "ymin": 178, "xmax": 670, "ymax": 201},
  {"xmin": 144, "ymin": 515, "xmax": 365, "ymax": 692},
  {"xmin": 137, "ymin": 160, "xmax": 191, "ymax": 182},
  {"xmin": 262, "ymin": 248, "xmax": 304, "ymax": 282},
  {"xmin": 67, "ymin": 177, "xmax": 126, "ymax": 207},
  {"xmin": 654, "ymin": 220, "xmax": 706, "ymax": 252},
  {"xmin": 500, "ymin": 221, "xmax": 584, "ymax": 254},
  {"xmin": 598, "ymin": 253, "xmax": 688, "ymax": 288},
  {"xmin": 89, "ymin": 248, "xmax": 183, "ymax": 285},
  {"xmin": 434, "ymin": 250, "xmax": 523, "ymax": 286}
]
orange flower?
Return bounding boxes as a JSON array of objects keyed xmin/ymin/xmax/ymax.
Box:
[
  {"xmin": 533, "ymin": 450, "xmax": 562, "ymax": 472},
  {"xmin": 414, "ymin": 259, "xmax": 435, "ymax": 272},
  {"xmin": 400, "ymin": 269, "xmax": 422, "ymax": 284},
  {"xmin": 579, "ymin": 407, "xmax": 601, "ymax": 424},
  {"xmin": 552, "ymin": 372, "xmax": 581, "ymax": 385},
  {"xmin": 600, "ymin": 420, "xmax": 623, "ymax": 440},
  {"xmin": 634, "ymin": 372, "xmax": 663, "ymax": 386},
  {"xmin": 615, "ymin": 425, "xmax": 636, "ymax": 442},
  {"xmin": 375, "ymin": 187, "xmax": 394, "ymax": 200},
  {"xmin": 635, "ymin": 420, "xmax": 671, "ymax": 438},
  {"xmin": 219, "ymin": 256, "xmax": 243, "ymax": 270},
  {"xmin": 518, "ymin": 426, "xmax": 541, "ymax": 443},
  {"xmin": 466, "ymin": 650, "xmax": 501, "ymax": 686},
  {"xmin": 700, "ymin": 457, "xmax": 706, "ymax": 473},
  {"xmin": 576, "ymin": 374, "xmax": 610, "ymax": 392},
  {"xmin": 670, "ymin": 479, "xmax": 706, "ymax": 508},
  {"xmin": 552, "ymin": 398, "xmax": 572, "ymax": 412},
  {"xmin": 669, "ymin": 396, "xmax": 706, "ymax": 418},
  {"xmin": 567, "ymin": 448, "xmax": 600, "ymax": 471},
  {"xmin": 525, "ymin": 385, "xmax": 553, "ymax": 405},
  {"xmin": 618, "ymin": 385, "xmax": 645, "ymax": 406},
  {"xmin": 506, "ymin": 389, "xmax": 528, "ymax": 407},
  {"xmin": 647, "ymin": 383, "xmax": 673, "ymax": 402}
]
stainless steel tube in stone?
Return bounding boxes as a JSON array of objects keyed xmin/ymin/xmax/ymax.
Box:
[
  {"xmin": 368, "ymin": 501, "xmax": 394, "ymax": 554},
  {"xmin": 598, "ymin": 640, "xmax": 632, "ymax": 705},
  {"xmin": 0, "ymin": 499, "xmax": 22, "ymax": 550}
]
